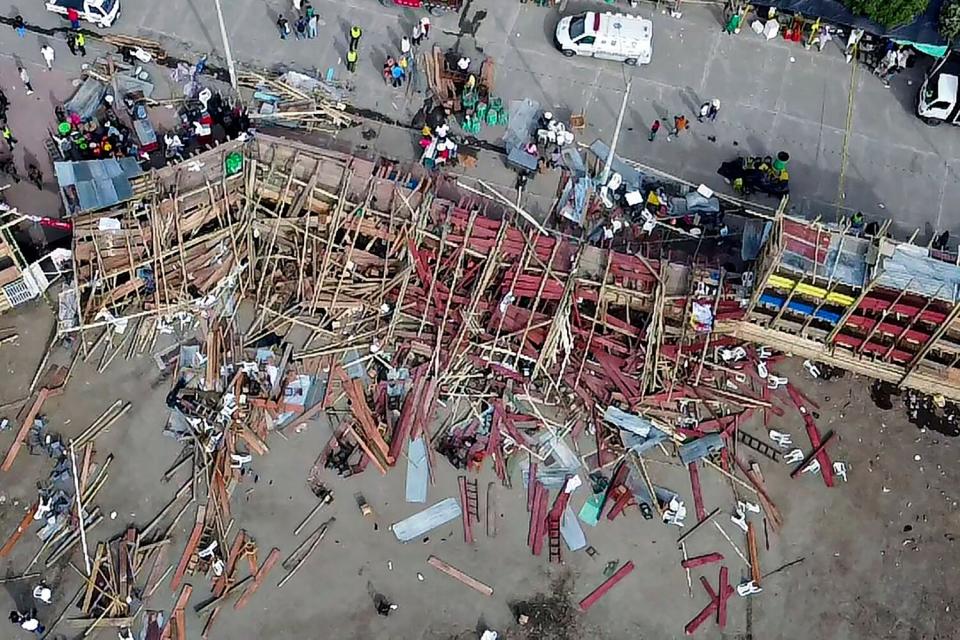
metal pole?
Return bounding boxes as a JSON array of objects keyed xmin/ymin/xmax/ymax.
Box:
[
  {"xmin": 601, "ymin": 79, "xmax": 631, "ymax": 183},
  {"xmin": 213, "ymin": 0, "xmax": 239, "ymax": 92},
  {"xmin": 69, "ymin": 441, "xmax": 91, "ymax": 575}
]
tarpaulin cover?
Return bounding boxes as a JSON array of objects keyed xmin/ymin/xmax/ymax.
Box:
[{"xmin": 759, "ymin": 0, "xmax": 946, "ymax": 48}]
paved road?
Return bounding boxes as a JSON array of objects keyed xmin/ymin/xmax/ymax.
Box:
[{"xmin": 4, "ymin": 0, "xmax": 959, "ymax": 237}]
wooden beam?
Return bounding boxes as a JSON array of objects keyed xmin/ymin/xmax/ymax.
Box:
[
  {"xmin": 427, "ymin": 555, "xmax": 493, "ymax": 596},
  {"xmin": 234, "ymin": 547, "xmax": 281, "ymax": 610},
  {"xmin": 2, "ymin": 387, "xmax": 56, "ymax": 471},
  {"xmin": 171, "ymin": 504, "xmax": 206, "ymax": 591}
]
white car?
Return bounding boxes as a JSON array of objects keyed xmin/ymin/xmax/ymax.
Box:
[{"xmin": 554, "ymin": 11, "xmax": 652, "ymax": 66}]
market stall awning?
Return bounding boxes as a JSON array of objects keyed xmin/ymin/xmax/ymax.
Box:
[{"xmin": 760, "ymin": 0, "xmax": 948, "ymax": 52}]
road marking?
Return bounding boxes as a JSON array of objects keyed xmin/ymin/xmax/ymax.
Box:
[{"xmin": 834, "ymin": 60, "xmax": 858, "ymax": 221}]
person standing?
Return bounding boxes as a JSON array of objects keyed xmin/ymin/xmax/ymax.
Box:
[
  {"xmin": 672, "ymin": 114, "xmax": 688, "ymax": 136},
  {"xmin": 9, "ymin": 610, "xmax": 44, "ymax": 636},
  {"xmin": 698, "ymin": 101, "xmax": 710, "ymax": 122},
  {"xmin": 19, "ymin": 67, "xmax": 34, "ymax": 95},
  {"xmin": 66, "ymin": 32, "xmax": 78, "ymax": 56},
  {"xmin": 349, "ymin": 25, "xmax": 362, "ymax": 51},
  {"xmin": 346, "ymin": 48, "xmax": 358, "ymax": 73},
  {"xmin": 12, "ymin": 15, "xmax": 26, "ymax": 38},
  {"xmin": 277, "ymin": 14, "xmax": 290, "ymax": 39},
  {"xmin": 708, "ymin": 99, "xmax": 720, "ymax": 121},
  {"xmin": 294, "ymin": 15, "xmax": 307, "ymax": 40},
  {"xmin": 648, "ymin": 119, "xmax": 660, "ymax": 141},
  {"xmin": 32, "ymin": 583, "xmax": 52, "ymax": 604},
  {"xmin": 67, "ymin": 7, "xmax": 80, "ymax": 29},
  {"xmin": 420, "ymin": 16, "xmax": 430, "ymax": 39},
  {"xmin": 76, "ymin": 32, "xmax": 87, "ymax": 56},
  {"xmin": 307, "ymin": 12, "xmax": 318, "ymax": 38},
  {"xmin": 390, "ymin": 63, "xmax": 405, "ymax": 88},
  {"xmin": 1, "ymin": 157, "xmax": 20, "ymax": 183},
  {"xmin": 40, "ymin": 45, "xmax": 55, "ymax": 70},
  {"xmin": 400, "ymin": 36, "xmax": 411, "ymax": 56}
]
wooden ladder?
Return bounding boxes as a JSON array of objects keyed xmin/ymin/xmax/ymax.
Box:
[{"xmin": 458, "ymin": 475, "xmax": 480, "ymax": 543}]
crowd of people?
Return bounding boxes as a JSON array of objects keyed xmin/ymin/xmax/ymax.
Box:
[{"xmin": 381, "ymin": 17, "xmax": 431, "ymax": 88}]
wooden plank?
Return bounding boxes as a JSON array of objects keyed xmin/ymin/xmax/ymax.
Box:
[
  {"xmin": 426, "ymin": 555, "xmax": 493, "ymax": 596},
  {"xmin": 234, "ymin": 547, "xmax": 281, "ymax": 611},
  {"xmin": 171, "ymin": 504, "xmax": 206, "ymax": 591},
  {"xmin": 0, "ymin": 502, "xmax": 38, "ymax": 557},
  {"xmin": 160, "ymin": 584, "xmax": 193, "ymax": 640},
  {"xmin": 578, "ymin": 561, "xmax": 635, "ymax": 611},
  {"xmin": 1, "ymin": 387, "xmax": 54, "ymax": 471},
  {"xmin": 212, "ymin": 530, "xmax": 246, "ymax": 597}
]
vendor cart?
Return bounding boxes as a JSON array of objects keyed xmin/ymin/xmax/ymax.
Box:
[{"xmin": 378, "ymin": 0, "xmax": 461, "ymax": 16}]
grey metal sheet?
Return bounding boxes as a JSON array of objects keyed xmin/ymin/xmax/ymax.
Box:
[
  {"xmin": 404, "ymin": 436, "xmax": 429, "ymax": 504},
  {"xmin": 391, "ymin": 498, "xmax": 461, "ymax": 542}
]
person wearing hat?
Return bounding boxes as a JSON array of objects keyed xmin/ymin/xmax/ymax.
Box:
[
  {"xmin": 708, "ymin": 99, "xmax": 720, "ymax": 121},
  {"xmin": 349, "ymin": 26, "xmax": 362, "ymax": 51}
]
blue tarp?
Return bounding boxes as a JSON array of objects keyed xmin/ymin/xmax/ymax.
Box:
[{"xmin": 55, "ymin": 157, "xmax": 143, "ymax": 216}]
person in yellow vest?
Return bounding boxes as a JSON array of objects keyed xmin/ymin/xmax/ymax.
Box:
[
  {"xmin": 346, "ymin": 49, "xmax": 358, "ymax": 73},
  {"xmin": 349, "ymin": 26, "xmax": 362, "ymax": 51},
  {"xmin": 76, "ymin": 32, "xmax": 87, "ymax": 56}
]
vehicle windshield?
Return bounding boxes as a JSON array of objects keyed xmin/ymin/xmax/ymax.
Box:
[
  {"xmin": 569, "ymin": 16, "xmax": 585, "ymax": 40},
  {"xmin": 97, "ymin": 0, "xmax": 117, "ymax": 14}
]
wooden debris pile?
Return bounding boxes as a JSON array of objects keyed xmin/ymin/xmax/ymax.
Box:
[{"xmin": 240, "ymin": 70, "xmax": 357, "ymax": 132}]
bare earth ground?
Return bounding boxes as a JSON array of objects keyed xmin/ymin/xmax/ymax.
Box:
[{"xmin": 0, "ymin": 300, "xmax": 958, "ymax": 640}]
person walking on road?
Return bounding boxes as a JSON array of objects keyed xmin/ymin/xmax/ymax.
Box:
[
  {"xmin": 420, "ymin": 16, "xmax": 430, "ymax": 39},
  {"xmin": 76, "ymin": 32, "xmax": 87, "ymax": 56},
  {"xmin": 672, "ymin": 114, "xmax": 688, "ymax": 136},
  {"xmin": 28, "ymin": 164, "xmax": 44, "ymax": 190},
  {"xmin": 412, "ymin": 23, "xmax": 422, "ymax": 46},
  {"xmin": 9, "ymin": 609, "xmax": 44, "ymax": 636},
  {"xmin": 294, "ymin": 15, "xmax": 307, "ymax": 40},
  {"xmin": 307, "ymin": 12, "xmax": 318, "ymax": 38},
  {"xmin": 1, "ymin": 157, "xmax": 20, "ymax": 183},
  {"xmin": 67, "ymin": 7, "xmax": 80, "ymax": 29},
  {"xmin": 390, "ymin": 63, "xmax": 405, "ymax": 88},
  {"xmin": 699, "ymin": 99, "xmax": 720, "ymax": 122},
  {"xmin": 12, "ymin": 15, "xmax": 26, "ymax": 38},
  {"xmin": 400, "ymin": 36, "xmax": 411, "ymax": 56},
  {"xmin": 349, "ymin": 25, "xmax": 362, "ymax": 51},
  {"xmin": 292, "ymin": 0, "xmax": 302, "ymax": 11},
  {"xmin": 277, "ymin": 14, "xmax": 290, "ymax": 39},
  {"xmin": 32, "ymin": 583, "xmax": 52, "ymax": 604},
  {"xmin": 648, "ymin": 119, "xmax": 660, "ymax": 141},
  {"xmin": 2, "ymin": 123, "xmax": 17, "ymax": 151},
  {"xmin": 19, "ymin": 67, "xmax": 34, "ymax": 95},
  {"xmin": 66, "ymin": 32, "xmax": 78, "ymax": 56},
  {"xmin": 346, "ymin": 48, "xmax": 358, "ymax": 73},
  {"xmin": 708, "ymin": 99, "xmax": 720, "ymax": 121},
  {"xmin": 41, "ymin": 45, "xmax": 55, "ymax": 70}
]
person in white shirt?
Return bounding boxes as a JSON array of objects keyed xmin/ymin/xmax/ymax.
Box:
[
  {"xmin": 401, "ymin": 36, "xmax": 411, "ymax": 55},
  {"xmin": 40, "ymin": 45, "xmax": 55, "ymax": 70},
  {"xmin": 32, "ymin": 583, "xmax": 52, "ymax": 604},
  {"xmin": 9, "ymin": 610, "xmax": 45, "ymax": 636}
]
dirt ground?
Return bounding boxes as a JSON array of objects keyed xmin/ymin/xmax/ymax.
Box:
[{"xmin": 1, "ymin": 299, "xmax": 958, "ymax": 640}]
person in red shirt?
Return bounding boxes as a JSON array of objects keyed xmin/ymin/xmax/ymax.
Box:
[{"xmin": 67, "ymin": 7, "xmax": 80, "ymax": 29}]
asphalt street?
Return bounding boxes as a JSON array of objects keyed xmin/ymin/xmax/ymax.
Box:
[{"xmin": 3, "ymin": 0, "xmax": 959, "ymax": 237}]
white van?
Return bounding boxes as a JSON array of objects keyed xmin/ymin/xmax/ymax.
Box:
[
  {"xmin": 554, "ymin": 12, "xmax": 652, "ymax": 66},
  {"xmin": 45, "ymin": 0, "xmax": 120, "ymax": 28}
]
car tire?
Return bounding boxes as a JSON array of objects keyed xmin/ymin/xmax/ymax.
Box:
[
  {"xmin": 924, "ymin": 117, "xmax": 943, "ymax": 127},
  {"xmin": 562, "ymin": 49, "xmax": 576, "ymax": 58},
  {"xmin": 624, "ymin": 57, "xmax": 638, "ymax": 66}
]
